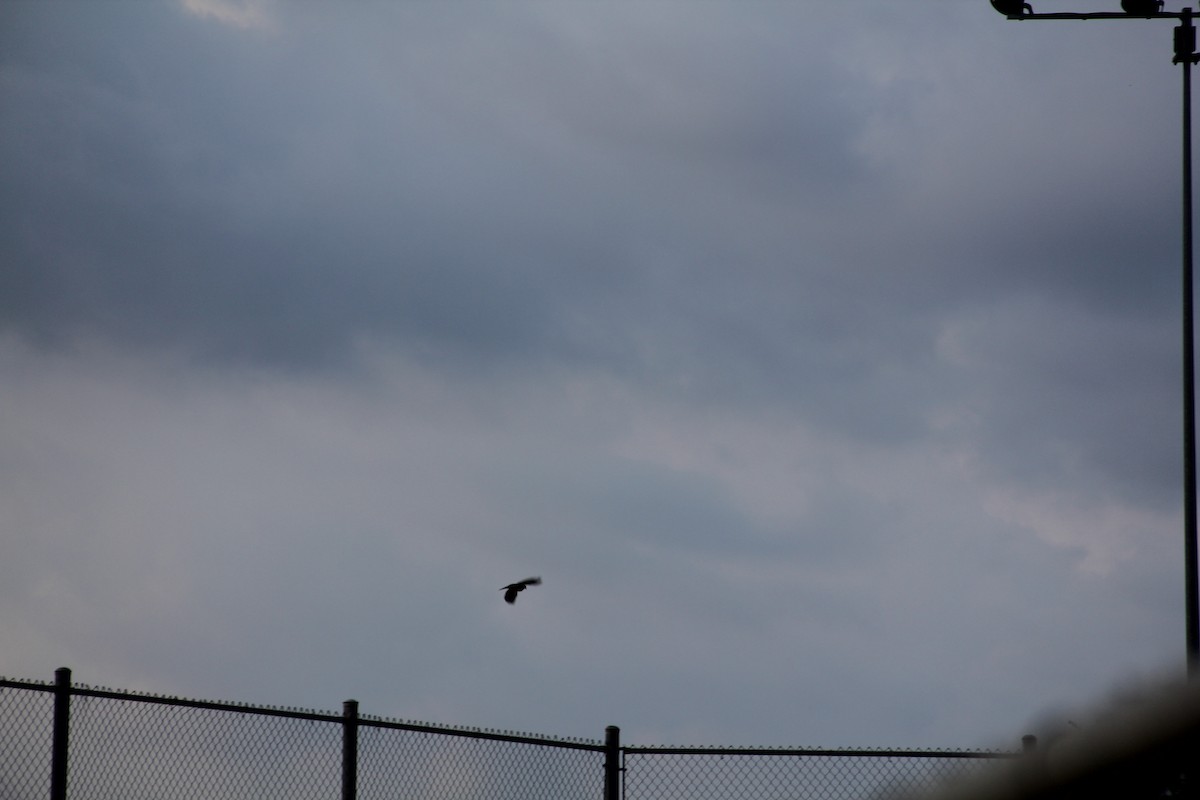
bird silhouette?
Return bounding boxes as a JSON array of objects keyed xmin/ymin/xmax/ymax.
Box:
[{"xmin": 501, "ymin": 576, "xmax": 541, "ymax": 604}]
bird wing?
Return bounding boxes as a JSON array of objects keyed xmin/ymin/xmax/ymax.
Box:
[
  {"xmin": 504, "ymin": 587, "xmax": 520, "ymax": 603},
  {"xmin": 520, "ymin": 577, "xmax": 542, "ymax": 586}
]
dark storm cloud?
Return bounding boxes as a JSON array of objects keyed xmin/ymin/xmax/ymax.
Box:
[
  {"xmin": 3, "ymin": 0, "xmax": 1181, "ymax": 491},
  {"xmin": 0, "ymin": 2, "xmax": 872, "ymax": 376},
  {"xmin": 4, "ymin": 0, "xmax": 1174, "ymax": 454},
  {"xmin": 1, "ymin": 0, "xmax": 1183, "ymax": 501}
]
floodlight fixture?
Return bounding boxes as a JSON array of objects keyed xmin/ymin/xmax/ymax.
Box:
[
  {"xmin": 1123, "ymin": 0, "xmax": 1166, "ymax": 13},
  {"xmin": 990, "ymin": 0, "xmax": 1032, "ymax": 15}
]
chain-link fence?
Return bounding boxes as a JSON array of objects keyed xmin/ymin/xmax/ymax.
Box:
[
  {"xmin": 1, "ymin": 669, "xmax": 1016, "ymax": 800},
  {"xmin": 68, "ymin": 693, "xmax": 343, "ymax": 800},
  {"xmin": 357, "ymin": 720, "xmax": 606, "ymax": 800},
  {"xmin": 621, "ymin": 747, "xmax": 1006, "ymax": 800},
  {"xmin": 0, "ymin": 677, "xmax": 54, "ymax": 799}
]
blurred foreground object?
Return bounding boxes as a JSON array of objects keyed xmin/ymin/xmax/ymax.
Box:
[{"xmin": 929, "ymin": 679, "xmax": 1199, "ymax": 799}]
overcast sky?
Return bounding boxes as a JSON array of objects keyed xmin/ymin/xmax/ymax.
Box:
[{"xmin": 0, "ymin": 0, "xmax": 1192, "ymax": 750}]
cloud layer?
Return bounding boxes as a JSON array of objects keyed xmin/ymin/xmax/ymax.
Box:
[{"xmin": 0, "ymin": 0, "xmax": 1188, "ymax": 747}]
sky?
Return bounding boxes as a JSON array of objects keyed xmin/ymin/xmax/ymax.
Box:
[{"xmin": 0, "ymin": 0, "xmax": 1193, "ymax": 750}]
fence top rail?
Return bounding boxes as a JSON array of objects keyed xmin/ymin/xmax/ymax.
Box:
[
  {"xmin": 0, "ymin": 677, "xmax": 53, "ymax": 692},
  {"xmin": 622, "ymin": 745, "xmax": 1019, "ymax": 759},
  {"xmin": 2, "ymin": 677, "xmax": 346, "ymax": 724},
  {"xmin": 0, "ymin": 675, "xmax": 1012, "ymax": 758},
  {"xmin": 1, "ymin": 675, "xmax": 604, "ymax": 751},
  {"xmin": 359, "ymin": 715, "xmax": 606, "ymax": 751}
]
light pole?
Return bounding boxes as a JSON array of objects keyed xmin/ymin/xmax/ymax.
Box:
[{"xmin": 990, "ymin": 0, "xmax": 1200, "ymax": 679}]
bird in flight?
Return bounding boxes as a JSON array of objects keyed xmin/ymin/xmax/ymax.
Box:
[{"xmin": 501, "ymin": 576, "xmax": 542, "ymax": 604}]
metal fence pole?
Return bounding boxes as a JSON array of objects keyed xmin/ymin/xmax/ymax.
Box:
[
  {"xmin": 51, "ymin": 667, "xmax": 71, "ymax": 800},
  {"xmin": 604, "ymin": 725, "xmax": 621, "ymax": 800},
  {"xmin": 342, "ymin": 700, "xmax": 359, "ymax": 800},
  {"xmin": 1180, "ymin": 7, "xmax": 1200, "ymax": 680}
]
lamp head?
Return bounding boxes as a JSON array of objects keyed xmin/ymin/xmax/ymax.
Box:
[
  {"xmin": 990, "ymin": 0, "xmax": 1032, "ymax": 15},
  {"xmin": 1121, "ymin": 0, "xmax": 1164, "ymax": 12}
]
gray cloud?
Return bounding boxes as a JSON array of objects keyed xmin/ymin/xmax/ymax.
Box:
[{"xmin": 0, "ymin": 0, "xmax": 1189, "ymax": 751}]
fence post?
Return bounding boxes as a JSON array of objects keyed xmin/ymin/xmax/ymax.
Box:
[
  {"xmin": 1022, "ymin": 734, "xmax": 1037, "ymax": 754},
  {"xmin": 342, "ymin": 700, "xmax": 358, "ymax": 800},
  {"xmin": 51, "ymin": 667, "xmax": 71, "ymax": 800},
  {"xmin": 604, "ymin": 725, "xmax": 621, "ymax": 800}
]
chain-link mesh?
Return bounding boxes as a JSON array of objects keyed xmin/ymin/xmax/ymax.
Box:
[
  {"xmin": 65, "ymin": 689, "xmax": 343, "ymax": 800},
  {"xmin": 358, "ymin": 722, "xmax": 605, "ymax": 800},
  {"xmin": 622, "ymin": 749, "xmax": 1011, "ymax": 800},
  {"xmin": 0, "ymin": 681, "xmax": 54, "ymax": 800}
]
